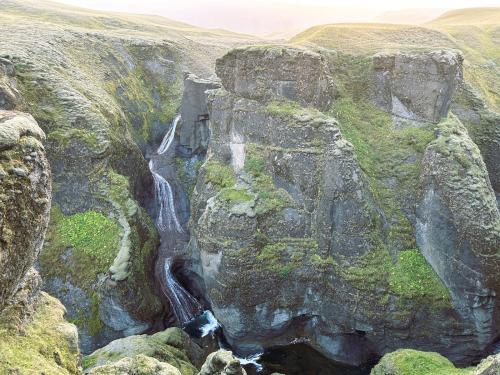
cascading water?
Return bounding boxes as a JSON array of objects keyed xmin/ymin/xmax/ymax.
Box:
[
  {"xmin": 157, "ymin": 114, "xmax": 180, "ymax": 155},
  {"xmin": 150, "ymin": 115, "xmax": 220, "ymax": 333},
  {"xmin": 150, "ymin": 115, "xmax": 261, "ymax": 371},
  {"xmin": 150, "ymin": 159, "xmax": 183, "ymax": 233},
  {"xmin": 163, "ymin": 258, "xmax": 202, "ymax": 325}
]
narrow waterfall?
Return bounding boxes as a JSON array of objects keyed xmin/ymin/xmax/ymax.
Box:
[
  {"xmin": 150, "ymin": 159, "xmax": 183, "ymax": 233},
  {"xmin": 163, "ymin": 258, "xmax": 203, "ymax": 326},
  {"xmin": 157, "ymin": 114, "xmax": 180, "ymax": 155},
  {"xmin": 150, "ymin": 115, "xmax": 215, "ymax": 329},
  {"xmin": 149, "ymin": 114, "xmax": 183, "ymax": 233}
]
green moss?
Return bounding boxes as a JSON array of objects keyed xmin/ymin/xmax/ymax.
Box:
[
  {"xmin": 48, "ymin": 128, "xmax": 102, "ymax": 152},
  {"xmin": 244, "ymin": 144, "xmax": 293, "ymax": 215},
  {"xmin": 342, "ymin": 246, "xmax": 451, "ymax": 309},
  {"xmin": 0, "ymin": 293, "xmax": 80, "ymax": 374},
  {"xmin": 175, "ymin": 157, "xmax": 203, "ymax": 198},
  {"xmin": 372, "ymin": 349, "xmax": 473, "ymax": 375},
  {"xmin": 390, "ymin": 250, "xmax": 451, "ymax": 304},
  {"xmin": 330, "ymin": 86, "xmax": 435, "ymax": 250},
  {"xmin": 40, "ymin": 206, "xmax": 122, "ymax": 335},
  {"xmin": 220, "ymin": 188, "xmax": 253, "ymax": 203},
  {"xmin": 204, "ymin": 159, "xmax": 236, "ymax": 189}
]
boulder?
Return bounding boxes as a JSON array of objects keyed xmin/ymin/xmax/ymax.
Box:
[
  {"xmin": 198, "ymin": 350, "xmax": 247, "ymax": 375},
  {"xmin": 83, "ymin": 327, "xmax": 201, "ymax": 375},
  {"xmin": 216, "ymin": 46, "xmax": 335, "ymax": 110},
  {"xmin": 88, "ymin": 354, "xmax": 181, "ymax": 375},
  {"xmin": 372, "ymin": 50, "xmax": 463, "ymax": 123}
]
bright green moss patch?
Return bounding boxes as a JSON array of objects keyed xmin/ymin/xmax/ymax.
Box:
[
  {"xmin": 389, "ymin": 250, "xmax": 451, "ymax": 303},
  {"xmin": 0, "ymin": 293, "xmax": 79, "ymax": 374},
  {"xmin": 204, "ymin": 159, "xmax": 236, "ymax": 189},
  {"xmin": 244, "ymin": 144, "xmax": 293, "ymax": 215},
  {"xmin": 51, "ymin": 208, "xmax": 121, "ymax": 272},
  {"xmin": 40, "ymin": 206, "xmax": 122, "ymax": 335},
  {"xmin": 220, "ymin": 188, "xmax": 253, "ymax": 203},
  {"xmin": 371, "ymin": 349, "xmax": 473, "ymax": 375},
  {"xmin": 342, "ymin": 247, "xmax": 451, "ymax": 308}
]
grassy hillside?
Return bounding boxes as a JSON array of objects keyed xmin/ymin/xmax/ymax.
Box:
[
  {"xmin": 290, "ymin": 23, "xmax": 454, "ymax": 54},
  {"xmin": 427, "ymin": 8, "xmax": 500, "ymax": 110},
  {"xmin": 290, "ymin": 8, "xmax": 500, "ymax": 112}
]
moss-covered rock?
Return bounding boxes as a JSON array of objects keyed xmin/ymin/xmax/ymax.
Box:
[
  {"xmin": 88, "ymin": 354, "xmax": 182, "ymax": 375},
  {"xmin": 371, "ymin": 349, "xmax": 473, "ymax": 375},
  {"xmin": 0, "ymin": 292, "xmax": 80, "ymax": 374},
  {"xmin": 0, "ymin": 110, "xmax": 50, "ymax": 315},
  {"xmin": 83, "ymin": 328, "xmax": 200, "ymax": 375}
]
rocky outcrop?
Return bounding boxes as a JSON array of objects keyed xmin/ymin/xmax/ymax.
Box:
[
  {"xmin": 416, "ymin": 115, "xmax": 500, "ymax": 358},
  {"xmin": 215, "ymin": 46, "xmax": 335, "ymax": 111},
  {"xmin": 0, "ymin": 57, "xmax": 22, "ymax": 109},
  {"xmin": 188, "ymin": 45, "xmax": 499, "ymax": 367},
  {"xmin": 0, "ymin": 110, "xmax": 80, "ymax": 374},
  {"xmin": 0, "ymin": 292, "xmax": 80, "ymax": 374},
  {"xmin": 198, "ymin": 350, "xmax": 246, "ymax": 375},
  {"xmin": 371, "ymin": 349, "xmax": 500, "ymax": 375},
  {"xmin": 179, "ymin": 72, "xmax": 221, "ymax": 156},
  {"xmin": 83, "ymin": 327, "xmax": 202, "ymax": 375},
  {"xmin": 475, "ymin": 353, "xmax": 500, "ymax": 375},
  {"xmin": 0, "ymin": 110, "xmax": 49, "ymax": 315},
  {"xmin": 372, "ymin": 50, "xmax": 463, "ymax": 123},
  {"xmin": 88, "ymin": 354, "xmax": 182, "ymax": 375}
]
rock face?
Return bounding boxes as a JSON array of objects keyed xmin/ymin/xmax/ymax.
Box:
[
  {"xmin": 417, "ymin": 116, "xmax": 500, "ymax": 356},
  {"xmin": 372, "ymin": 50, "xmax": 463, "ymax": 123},
  {"xmin": 0, "ymin": 57, "xmax": 22, "ymax": 110},
  {"xmin": 215, "ymin": 46, "xmax": 336, "ymax": 111},
  {"xmin": 179, "ymin": 72, "xmax": 221, "ymax": 156},
  {"xmin": 0, "ymin": 109, "xmax": 80, "ymax": 374},
  {"xmin": 0, "ymin": 110, "xmax": 49, "ymax": 314},
  {"xmin": 188, "ymin": 45, "xmax": 500, "ymax": 366},
  {"xmin": 0, "ymin": 292, "xmax": 80, "ymax": 374}
]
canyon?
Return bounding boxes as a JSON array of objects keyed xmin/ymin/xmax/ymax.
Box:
[{"xmin": 0, "ymin": 1, "xmax": 499, "ymax": 374}]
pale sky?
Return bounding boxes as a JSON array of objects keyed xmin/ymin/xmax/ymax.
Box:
[{"xmin": 54, "ymin": 0, "xmax": 500, "ymax": 34}]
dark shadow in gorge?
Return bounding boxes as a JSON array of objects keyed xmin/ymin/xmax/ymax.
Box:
[{"xmin": 247, "ymin": 344, "xmax": 375, "ymax": 375}]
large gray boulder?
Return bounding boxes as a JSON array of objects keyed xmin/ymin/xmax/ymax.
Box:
[
  {"xmin": 372, "ymin": 50, "xmax": 463, "ymax": 123},
  {"xmin": 215, "ymin": 46, "xmax": 335, "ymax": 111}
]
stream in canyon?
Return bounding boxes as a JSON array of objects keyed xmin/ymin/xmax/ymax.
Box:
[{"xmin": 148, "ymin": 115, "xmax": 372, "ymax": 375}]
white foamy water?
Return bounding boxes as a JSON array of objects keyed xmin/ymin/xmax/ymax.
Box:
[
  {"xmin": 237, "ymin": 352, "xmax": 264, "ymax": 372},
  {"xmin": 149, "ymin": 115, "xmax": 183, "ymax": 233},
  {"xmin": 158, "ymin": 115, "xmax": 181, "ymax": 155},
  {"xmin": 199, "ymin": 310, "xmax": 220, "ymax": 337},
  {"xmin": 150, "ymin": 160, "xmax": 183, "ymax": 232}
]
